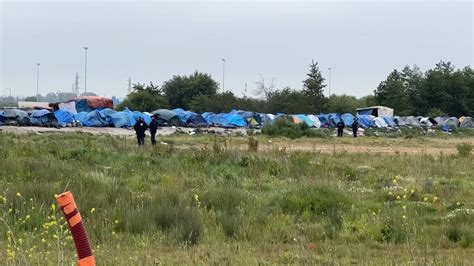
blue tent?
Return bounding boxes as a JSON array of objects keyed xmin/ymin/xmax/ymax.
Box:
[
  {"xmin": 187, "ymin": 113, "xmax": 208, "ymax": 127},
  {"xmin": 172, "ymin": 108, "xmax": 193, "ymax": 125},
  {"xmin": 259, "ymin": 113, "xmax": 272, "ymax": 125},
  {"xmin": 30, "ymin": 109, "xmax": 58, "ymax": 127},
  {"xmin": 383, "ymin": 116, "xmax": 397, "ymax": 127},
  {"xmin": 318, "ymin": 114, "xmax": 331, "ymax": 128},
  {"xmin": 99, "ymin": 108, "xmax": 117, "ymax": 126},
  {"xmin": 296, "ymin": 115, "xmax": 315, "ymax": 128},
  {"xmin": 203, "ymin": 112, "xmax": 246, "ymax": 127},
  {"xmin": 81, "ymin": 110, "xmax": 108, "ymax": 127},
  {"xmin": 54, "ymin": 109, "xmax": 75, "ymax": 127},
  {"xmin": 356, "ymin": 115, "xmax": 375, "ymax": 128},
  {"xmin": 341, "ymin": 113, "xmax": 355, "ymax": 126},
  {"xmin": 74, "ymin": 112, "xmax": 88, "ymax": 124},
  {"xmin": 110, "ymin": 111, "xmax": 131, "ymax": 128}
]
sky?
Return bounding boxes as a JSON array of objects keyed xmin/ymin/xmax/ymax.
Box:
[{"xmin": 1, "ymin": 0, "xmax": 473, "ymax": 99}]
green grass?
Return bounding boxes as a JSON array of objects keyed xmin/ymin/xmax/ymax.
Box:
[{"xmin": 0, "ymin": 132, "xmax": 473, "ymax": 264}]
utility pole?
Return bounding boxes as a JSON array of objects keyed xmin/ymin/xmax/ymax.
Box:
[
  {"xmin": 36, "ymin": 63, "xmax": 40, "ymax": 100},
  {"xmin": 74, "ymin": 72, "xmax": 80, "ymax": 96},
  {"xmin": 83, "ymin": 47, "xmax": 88, "ymax": 93},
  {"xmin": 328, "ymin": 67, "xmax": 332, "ymax": 97},
  {"xmin": 128, "ymin": 76, "xmax": 132, "ymax": 94},
  {"xmin": 221, "ymin": 58, "xmax": 226, "ymax": 92}
]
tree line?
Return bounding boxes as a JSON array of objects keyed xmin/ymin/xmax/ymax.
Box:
[{"xmin": 119, "ymin": 60, "xmax": 473, "ymax": 117}]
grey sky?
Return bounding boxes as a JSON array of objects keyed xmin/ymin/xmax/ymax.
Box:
[{"xmin": 1, "ymin": 1, "xmax": 472, "ymax": 98}]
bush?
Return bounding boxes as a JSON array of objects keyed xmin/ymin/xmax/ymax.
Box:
[
  {"xmin": 456, "ymin": 143, "xmax": 472, "ymax": 157},
  {"xmin": 261, "ymin": 117, "xmax": 331, "ymax": 139}
]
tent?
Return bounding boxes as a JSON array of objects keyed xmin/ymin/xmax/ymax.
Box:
[
  {"xmin": 2, "ymin": 109, "xmax": 30, "ymax": 125},
  {"xmin": 74, "ymin": 112, "xmax": 88, "ymax": 125},
  {"xmin": 383, "ymin": 116, "xmax": 397, "ymax": 127},
  {"xmin": 340, "ymin": 113, "xmax": 355, "ymax": 127},
  {"xmin": 459, "ymin": 116, "xmax": 473, "ymax": 128},
  {"xmin": 318, "ymin": 114, "xmax": 331, "ymax": 128},
  {"xmin": 82, "ymin": 110, "xmax": 109, "ymax": 127},
  {"xmin": 328, "ymin": 113, "xmax": 340, "ymax": 127},
  {"xmin": 110, "ymin": 112, "xmax": 132, "ymax": 128},
  {"xmin": 291, "ymin": 115, "xmax": 302, "ymax": 124},
  {"xmin": 30, "ymin": 109, "xmax": 58, "ymax": 127},
  {"xmin": 374, "ymin": 117, "xmax": 388, "ymax": 128},
  {"xmin": 419, "ymin": 117, "xmax": 437, "ymax": 128},
  {"xmin": 443, "ymin": 117, "xmax": 459, "ymax": 128},
  {"xmin": 296, "ymin": 115, "xmax": 314, "ymax": 128},
  {"xmin": 54, "ymin": 109, "xmax": 75, "ymax": 127},
  {"xmin": 74, "ymin": 96, "xmax": 114, "ymax": 113},
  {"xmin": 434, "ymin": 116, "xmax": 449, "ymax": 125},
  {"xmin": 99, "ymin": 108, "xmax": 117, "ymax": 126},
  {"xmin": 202, "ymin": 112, "xmax": 247, "ymax": 128},
  {"xmin": 306, "ymin": 115, "xmax": 321, "ymax": 128},
  {"xmin": 187, "ymin": 113, "xmax": 208, "ymax": 127},
  {"xmin": 172, "ymin": 108, "xmax": 193, "ymax": 125},
  {"xmin": 259, "ymin": 113, "xmax": 273, "ymax": 126},
  {"xmin": 401, "ymin": 116, "xmax": 421, "ymax": 127},
  {"xmin": 152, "ymin": 109, "xmax": 180, "ymax": 126},
  {"xmin": 356, "ymin": 106, "xmax": 394, "ymax": 117},
  {"xmin": 356, "ymin": 115, "xmax": 375, "ymax": 128},
  {"xmin": 58, "ymin": 100, "xmax": 78, "ymax": 114}
]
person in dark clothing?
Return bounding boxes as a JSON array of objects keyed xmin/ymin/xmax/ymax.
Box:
[
  {"xmin": 352, "ymin": 119, "xmax": 359, "ymax": 138},
  {"xmin": 336, "ymin": 120, "xmax": 345, "ymax": 137},
  {"xmin": 149, "ymin": 114, "xmax": 160, "ymax": 145},
  {"xmin": 133, "ymin": 117, "xmax": 148, "ymax": 146}
]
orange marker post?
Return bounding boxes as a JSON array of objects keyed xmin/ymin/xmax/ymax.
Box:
[{"xmin": 56, "ymin": 191, "xmax": 95, "ymax": 266}]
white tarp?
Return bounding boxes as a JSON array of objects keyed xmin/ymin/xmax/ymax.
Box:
[
  {"xmin": 58, "ymin": 101, "xmax": 77, "ymax": 114},
  {"xmin": 306, "ymin": 115, "xmax": 321, "ymax": 128}
]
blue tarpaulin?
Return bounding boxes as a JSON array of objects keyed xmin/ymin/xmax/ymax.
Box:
[
  {"xmin": 82, "ymin": 110, "xmax": 108, "ymax": 127},
  {"xmin": 297, "ymin": 115, "xmax": 315, "ymax": 128},
  {"xmin": 54, "ymin": 109, "xmax": 75, "ymax": 127},
  {"xmin": 110, "ymin": 112, "xmax": 131, "ymax": 128},
  {"xmin": 356, "ymin": 115, "xmax": 375, "ymax": 128},
  {"xmin": 383, "ymin": 116, "xmax": 397, "ymax": 127},
  {"xmin": 318, "ymin": 114, "xmax": 330, "ymax": 128},
  {"xmin": 341, "ymin": 113, "xmax": 355, "ymax": 126},
  {"xmin": 203, "ymin": 112, "xmax": 246, "ymax": 127}
]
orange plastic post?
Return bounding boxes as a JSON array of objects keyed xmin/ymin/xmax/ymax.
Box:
[{"xmin": 56, "ymin": 191, "xmax": 95, "ymax": 266}]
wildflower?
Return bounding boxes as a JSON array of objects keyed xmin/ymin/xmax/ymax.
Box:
[
  {"xmin": 25, "ymin": 215, "xmax": 31, "ymax": 220},
  {"xmin": 54, "ymin": 194, "xmax": 59, "ymax": 198},
  {"xmin": 8, "ymin": 208, "xmax": 13, "ymax": 214},
  {"xmin": 16, "ymin": 192, "xmax": 22, "ymax": 197},
  {"xmin": 396, "ymin": 196, "xmax": 401, "ymax": 200},
  {"xmin": 112, "ymin": 231, "xmax": 116, "ymax": 235},
  {"xmin": 424, "ymin": 197, "xmax": 428, "ymax": 202},
  {"xmin": 53, "ymin": 234, "xmax": 58, "ymax": 239},
  {"xmin": 410, "ymin": 189, "xmax": 415, "ymax": 194},
  {"xmin": 403, "ymin": 195, "xmax": 407, "ymax": 199},
  {"xmin": 50, "ymin": 204, "xmax": 56, "ymax": 211},
  {"xmin": 392, "ymin": 179, "xmax": 397, "ymax": 184},
  {"xmin": 2, "ymin": 197, "xmax": 6, "ymax": 204},
  {"xmin": 404, "ymin": 188, "xmax": 408, "ymax": 193},
  {"xmin": 402, "ymin": 215, "xmax": 407, "ymax": 219},
  {"xmin": 456, "ymin": 202, "xmax": 461, "ymax": 206},
  {"xmin": 90, "ymin": 208, "xmax": 96, "ymax": 214},
  {"xmin": 388, "ymin": 191, "xmax": 393, "ymax": 196},
  {"xmin": 372, "ymin": 212, "xmax": 376, "ymax": 216},
  {"xmin": 433, "ymin": 197, "xmax": 438, "ymax": 202},
  {"xmin": 114, "ymin": 220, "xmax": 119, "ymax": 224},
  {"xmin": 403, "ymin": 205, "xmax": 406, "ymax": 210},
  {"xmin": 29, "ymin": 198, "xmax": 33, "ymax": 201}
]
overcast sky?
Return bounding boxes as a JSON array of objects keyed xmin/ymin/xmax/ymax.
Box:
[{"xmin": 1, "ymin": 1, "xmax": 473, "ymax": 98}]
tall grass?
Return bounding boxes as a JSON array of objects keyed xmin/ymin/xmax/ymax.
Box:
[{"xmin": 1, "ymin": 132, "xmax": 473, "ymax": 264}]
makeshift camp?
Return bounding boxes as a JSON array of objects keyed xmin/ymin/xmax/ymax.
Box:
[
  {"xmin": 202, "ymin": 112, "xmax": 246, "ymax": 128},
  {"xmin": 400, "ymin": 116, "xmax": 421, "ymax": 127},
  {"xmin": 58, "ymin": 101, "xmax": 78, "ymax": 114},
  {"xmin": 296, "ymin": 115, "xmax": 314, "ymax": 128},
  {"xmin": 30, "ymin": 109, "xmax": 58, "ymax": 127},
  {"xmin": 2, "ymin": 109, "xmax": 30, "ymax": 126},
  {"xmin": 99, "ymin": 108, "xmax": 117, "ymax": 126},
  {"xmin": 18, "ymin": 101, "xmax": 50, "ymax": 109},
  {"xmin": 74, "ymin": 112, "xmax": 88, "ymax": 125},
  {"xmin": 356, "ymin": 106, "xmax": 394, "ymax": 117},
  {"xmin": 306, "ymin": 115, "xmax": 321, "ymax": 128},
  {"xmin": 82, "ymin": 110, "xmax": 109, "ymax": 127},
  {"xmin": 419, "ymin": 117, "xmax": 437, "ymax": 128},
  {"xmin": 110, "ymin": 112, "xmax": 131, "ymax": 128},
  {"xmin": 152, "ymin": 109, "xmax": 180, "ymax": 126},
  {"xmin": 434, "ymin": 116, "xmax": 449, "ymax": 125},
  {"xmin": 318, "ymin": 114, "xmax": 331, "ymax": 128},
  {"xmin": 459, "ymin": 116, "xmax": 473, "ymax": 128},
  {"xmin": 54, "ymin": 109, "xmax": 75, "ymax": 127},
  {"xmin": 340, "ymin": 113, "xmax": 355, "ymax": 127},
  {"xmin": 171, "ymin": 108, "xmax": 208, "ymax": 127},
  {"xmin": 259, "ymin": 113, "xmax": 273, "ymax": 126}
]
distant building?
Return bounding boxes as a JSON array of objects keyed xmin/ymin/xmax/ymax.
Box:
[
  {"xmin": 356, "ymin": 106, "xmax": 394, "ymax": 117},
  {"xmin": 18, "ymin": 101, "xmax": 50, "ymax": 109}
]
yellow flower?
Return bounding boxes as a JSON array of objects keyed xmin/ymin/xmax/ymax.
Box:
[
  {"xmin": 433, "ymin": 197, "xmax": 438, "ymax": 202},
  {"xmin": 403, "ymin": 195, "xmax": 407, "ymax": 199},
  {"xmin": 392, "ymin": 179, "xmax": 397, "ymax": 184},
  {"xmin": 410, "ymin": 189, "xmax": 415, "ymax": 194},
  {"xmin": 396, "ymin": 196, "xmax": 401, "ymax": 200},
  {"xmin": 16, "ymin": 192, "xmax": 22, "ymax": 197},
  {"xmin": 114, "ymin": 220, "xmax": 119, "ymax": 224},
  {"xmin": 402, "ymin": 205, "xmax": 406, "ymax": 210},
  {"xmin": 456, "ymin": 202, "xmax": 461, "ymax": 206},
  {"xmin": 112, "ymin": 231, "xmax": 116, "ymax": 235},
  {"xmin": 388, "ymin": 191, "xmax": 393, "ymax": 196},
  {"xmin": 8, "ymin": 208, "xmax": 13, "ymax": 214},
  {"xmin": 424, "ymin": 197, "xmax": 428, "ymax": 202},
  {"xmin": 404, "ymin": 189, "xmax": 408, "ymax": 193},
  {"xmin": 50, "ymin": 204, "xmax": 56, "ymax": 211},
  {"xmin": 25, "ymin": 215, "xmax": 31, "ymax": 220},
  {"xmin": 54, "ymin": 194, "xmax": 59, "ymax": 198},
  {"xmin": 90, "ymin": 208, "xmax": 96, "ymax": 214},
  {"xmin": 402, "ymin": 215, "xmax": 407, "ymax": 219}
]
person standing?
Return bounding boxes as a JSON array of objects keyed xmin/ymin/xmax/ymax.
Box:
[
  {"xmin": 133, "ymin": 117, "xmax": 148, "ymax": 146},
  {"xmin": 336, "ymin": 119, "xmax": 345, "ymax": 137},
  {"xmin": 149, "ymin": 114, "xmax": 160, "ymax": 145},
  {"xmin": 352, "ymin": 118, "xmax": 359, "ymax": 138}
]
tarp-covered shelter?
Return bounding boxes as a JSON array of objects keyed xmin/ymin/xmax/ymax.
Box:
[
  {"xmin": 202, "ymin": 112, "xmax": 247, "ymax": 128},
  {"xmin": 30, "ymin": 109, "xmax": 58, "ymax": 127},
  {"xmin": 306, "ymin": 115, "xmax": 321, "ymax": 128},
  {"xmin": 152, "ymin": 109, "xmax": 180, "ymax": 126},
  {"xmin": 419, "ymin": 117, "xmax": 437, "ymax": 128},
  {"xmin": 82, "ymin": 110, "xmax": 108, "ymax": 127},
  {"xmin": 434, "ymin": 116, "xmax": 449, "ymax": 125},
  {"xmin": 2, "ymin": 109, "xmax": 30, "ymax": 125},
  {"xmin": 400, "ymin": 116, "xmax": 421, "ymax": 127},
  {"xmin": 459, "ymin": 116, "xmax": 473, "ymax": 128},
  {"xmin": 443, "ymin": 117, "xmax": 459, "ymax": 128},
  {"xmin": 356, "ymin": 115, "xmax": 375, "ymax": 128},
  {"xmin": 54, "ymin": 109, "xmax": 75, "ymax": 127},
  {"xmin": 318, "ymin": 114, "xmax": 331, "ymax": 128},
  {"xmin": 340, "ymin": 113, "xmax": 355, "ymax": 127},
  {"xmin": 296, "ymin": 115, "xmax": 314, "ymax": 128},
  {"xmin": 374, "ymin": 117, "xmax": 388, "ymax": 128},
  {"xmin": 110, "ymin": 112, "xmax": 131, "ymax": 128},
  {"xmin": 74, "ymin": 96, "xmax": 113, "ymax": 113},
  {"xmin": 383, "ymin": 116, "xmax": 397, "ymax": 127},
  {"xmin": 356, "ymin": 106, "xmax": 394, "ymax": 117},
  {"xmin": 58, "ymin": 100, "xmax": 78, "ymax": 114}
]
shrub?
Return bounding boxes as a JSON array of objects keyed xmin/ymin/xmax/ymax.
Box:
[
  {"xmin": 456, "ymin": 143, "xmax": 472, "ymax": 157},
  {"xmin": 261, "ymin": 117, "xmax": 330, "ymax": 139}
]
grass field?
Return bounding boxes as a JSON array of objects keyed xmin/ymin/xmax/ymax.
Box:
[{"xmin": 1, "ymin": 132, "xmax": 473, "ymax": 264}]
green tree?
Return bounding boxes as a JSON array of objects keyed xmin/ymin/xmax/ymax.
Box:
[
  {"xmin": 162, "ymin": 71, "xmax": 218, "ymax": 109},
  {"xmin": 117, "ymin": 82, "xmax": 169, "ymax": 112},
  {"xmin": 189, "ymin": 91, "xmax": 238, "ymax": 113},
  {"xmin": 267, "ymin": 87, "xmax": 311, "ymax": 114},
  {"xmin": 302, "ymin": 60, "xmax": 327, "ymax": 113},
  {"xmin": 24, "ymin": 96, "xmax": 38, "ymax": 102},
  {"xmin": 374, "ymin": 70, "xmax": 412, "ymax": 115},
  {"xmin": 326, "ymin": 94, "xmax": 360, "ymax": 114}
]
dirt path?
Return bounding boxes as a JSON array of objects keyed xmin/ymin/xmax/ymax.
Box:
[{"xmin": 2, "ymin": 125, "xmax": 472, "ymax": 155}]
